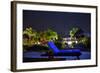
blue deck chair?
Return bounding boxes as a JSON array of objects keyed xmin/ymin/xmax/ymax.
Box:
[{"xmin": 45, "ymin": 41, "xmax": 82, "ymax": 59}]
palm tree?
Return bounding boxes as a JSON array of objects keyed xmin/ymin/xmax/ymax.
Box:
[
  {"xmin": 45, "ymin": 29, "xmax": 58, "ymax": 41},
  {"xmin": 69, "ymin": 27, "xmax": 84, "ymax": 48},
  {"xmin": 23, "ymin": 27, "xmax": 37, "ymax": 46},
  {"xmin": 69, "ymin": 27, "xmax": 79, "ymax": 38},
  {"xmin": 69, "ymin": 27, "xmax": 84, "ymax": 39}
]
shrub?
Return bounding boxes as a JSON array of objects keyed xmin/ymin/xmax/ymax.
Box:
[{"xmin": 54, "ymin": 41, "xmax": 62, "ymax": 49}]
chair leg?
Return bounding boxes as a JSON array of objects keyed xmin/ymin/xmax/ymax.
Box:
[
  {"xmin": 77, "ymin": 56, "xmax": 80, "ymax": 60},
  {"xmin": 48, "ymin": 55, "xmax": 54, "ymax": 59}
]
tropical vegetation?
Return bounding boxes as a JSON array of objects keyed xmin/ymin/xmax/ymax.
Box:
[{"xmin": 23, "ymin": 27, "xmax": 90, "ymax": 51}]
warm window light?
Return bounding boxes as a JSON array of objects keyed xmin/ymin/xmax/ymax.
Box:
[
  {"xmin": 37, "ymin": 42, "xmax": 40, "ymax": 45},
  {"xmin": 76, "ymin": 41, "xmax": 78, "ymax": 43},
  {"xmin": 67, "ymin": 41, "xmax": 73, "ymax": 45},
  {"xmin": 67, "ymin": 40, "xmax": 78, "ymax": 45}
]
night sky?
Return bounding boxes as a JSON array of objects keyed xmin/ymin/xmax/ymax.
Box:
[{"xmin": 23, "ymin": 10, "xmax": 91, "ymax": 37}]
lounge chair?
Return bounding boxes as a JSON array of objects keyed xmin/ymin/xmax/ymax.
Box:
[{"xmin": 42, "ymin": 41, "xmax": 81, "ymax": 59}]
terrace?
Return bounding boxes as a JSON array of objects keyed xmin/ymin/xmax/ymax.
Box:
[{"xmin": 23, "ymin": 27, "xmax": 91, "ymax": 62}]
